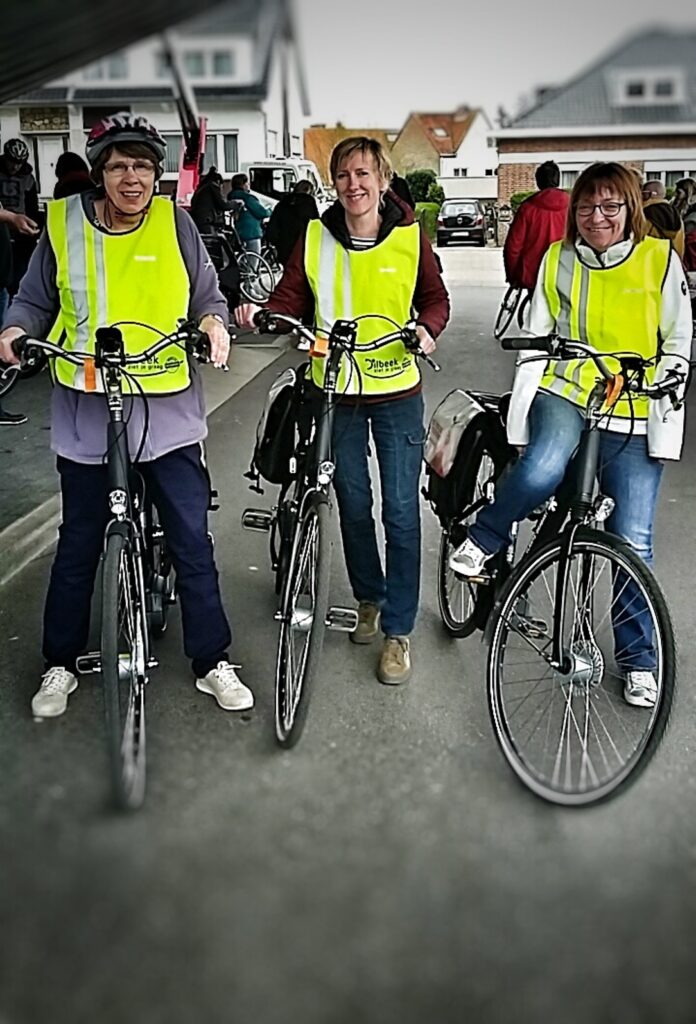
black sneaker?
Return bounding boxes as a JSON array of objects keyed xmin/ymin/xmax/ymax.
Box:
[{"xmin": 0, "ymin": 409, "xmax": 27, "ymax": 426}]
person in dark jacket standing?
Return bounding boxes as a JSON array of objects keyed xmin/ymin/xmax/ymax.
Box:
[
  {"xmin": 235, "ymin": 137, "xmax": 450, "ymax": 685},
  {"xmin": 641, "ymin": 180, "xmax": 684, "ymax": 258},
  {"xmin": 53, "ymin": 152, "xmax": 93, "ymax": 199},
  {"xmin": 227, "ymin": 173, "xmax": 270, "ymax": 255},
  {"xmin": 264, "ymin": 180, "xmax": 319, "ymax": 267},
  {"xmin": 0, "ymin": 139, "xmax": 40, "ymax": 294},
  {"xmin": 0, "ymin": 203, "xmax": 39, "ymax": 424},
  {"xmin": 503, "ymin": 160, "xmax": 569, "ymax": 292},
  {"xmin": 389, "ymin": 173, "xmax": 415, "ymax": 210},
  {"xmin": 190, "ymin": 167, "xmax": 239, "ymax": 233}
]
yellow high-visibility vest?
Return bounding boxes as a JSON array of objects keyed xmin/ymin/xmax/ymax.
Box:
[
  {"xmin": 46, "ymin": 195, "xmax": 191, "ymax": 394},
  {"xmin": 303, "ymin": 220, "xmax": 422, "ymax": 396},
  {"xmin": 540, "ymin": 237, "xmax": 670, "ymax": 421}
]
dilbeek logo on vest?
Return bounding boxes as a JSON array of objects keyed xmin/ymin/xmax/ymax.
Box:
[{"xmin": 363, "ymin": 355, "xmax": 413, "ymax": 379}]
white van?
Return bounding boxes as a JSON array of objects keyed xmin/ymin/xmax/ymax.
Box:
[{"xmin": 243, "ymin": 158, "xmax": 331, "ymax": 210}]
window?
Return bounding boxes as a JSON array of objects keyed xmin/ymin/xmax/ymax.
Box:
[
  {"xmin": 485, "ymin": 168, "xmax": 495, "ymax": 176},
  {"xmin": 155, "ymin": 52, "xmax": 170, "ymax": 78},
  {"xmin": 626, "ymin": 81, "xmax": 645, "ymax": 98},
  {"xmin": 561, "ymin": 170, "xmax": 579, "ymax": 189},
  {"xmin": 291, "ymin": 134, "xmax": 301, "ymax": 157},
  {"xmin": 453, "ymin": 168, "xmax": 460, "ymax": 177},
  {"xmin": 164, "ymin": 134, "xmax": 183, "ymax": 174},
  {"xmin": 83, "ymin": 62, "xmax": 104, "ymax": 81},
  {"xmin": 267, "ymin": 129, "xmax": 278, "ymax": 158},
  {"xmin": 204, "ymin": 135, "xmax": 217, "ymax": 168},
  {"xmin": 107, "ymin": 54, "xmax": 128, "ymax": 79},
  {"xmin": 460, "ymin": 168, "xmax": 468, "ymax": 177},
  {"xmin": 184, "ymin": 51, "xmax": 205, "ymax": 77},
  {"xmin": 213, "ymin": 51, "xmax": 234, "ymax": 76},
  {"xmin": 655, "ymin": 79, "xmax": 673, "ymax": 97},
  {"xmin": 432, "ymin": 127, "xmax": 448, "ymax": 138},
  {"xmin": 223, "ymin": 134, "xmax": 238, "ymax": 174},
  {"xmin": 82, "ymin": 106, "xmax": 130, "ymax": 129},
  {"xmin": 666, "ymin": 170, "xmax": 685, "ymax": 188}
]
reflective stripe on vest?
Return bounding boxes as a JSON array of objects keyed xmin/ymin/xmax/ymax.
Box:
[
  {"xmin": 46, "ymin": 195, "xmax": 191, "ymax": 394},
  {"xmin": 540, "ymin": 238, "xmax": 670, "ymax": 419},
  {"xmin": 303, "ymin": 220, "xmax": 421, "ymax": 396}
]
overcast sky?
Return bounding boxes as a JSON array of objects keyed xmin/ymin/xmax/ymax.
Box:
[{"xmin": 294, "ymin": 0, "xmax": 695, "ymax": 128}]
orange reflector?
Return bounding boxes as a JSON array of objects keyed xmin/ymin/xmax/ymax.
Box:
[
  {"xmin": 605, "ymin": 374, "xmax": 623, "ymax": 408},
  {"xmin": 84, "ymin": 357, "xmax": 97, "ymax": 392},
  {"xmin": 311, "ymin": 335, "xmax": 329, "ymax": 358}
]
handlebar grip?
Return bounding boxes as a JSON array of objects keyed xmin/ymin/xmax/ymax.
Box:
[
  {"xmin": 500, "ymin": 336, "xmax": 550, "ymax": 352},
  {"xmin": 252, "ymin": 309, "xmax": 276, "ymax": 333},
  {"xmin": 10, "ymin": 334, "xmax": 43, "ymax": 369}
]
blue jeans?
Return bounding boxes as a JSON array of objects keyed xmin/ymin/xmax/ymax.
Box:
[
  {"xmin": 43, "ymin": 444, "xmax": 232, "ymax": 677},
  {"xmin": 332, "ymin": 392, "xmax": 424, "ymax": 636},
  {"xmin": 470, "ymin": 391, "xmax": 663, "ymax": 670}
]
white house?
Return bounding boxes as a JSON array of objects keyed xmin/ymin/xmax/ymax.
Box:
[{"xmin": 0, "ymin": 0, "xmax": 309, "ymax": 199}]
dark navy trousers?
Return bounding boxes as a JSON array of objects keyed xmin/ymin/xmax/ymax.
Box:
[{"xmin": 43, "ymin": 443, "xmax": 231, "ymax": 677}]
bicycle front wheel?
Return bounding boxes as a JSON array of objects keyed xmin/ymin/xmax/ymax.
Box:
[
  {"xmin": 493, "ymin": 285, "xmax": 522, "ymax": 340},
  {"xmin": 101, "ymin": 530, "xmax": 148, "ymax": 810},
  {"xmin": 275, "ymin": 495, "xmax": 332, "ymax": 748},
  {"xmin": 238, "ymin": 250, "xmax": 276, "ymax": 303},
  {"xmin": 488, "ymin": 529, "xmax": 675, "ymax": 806}
]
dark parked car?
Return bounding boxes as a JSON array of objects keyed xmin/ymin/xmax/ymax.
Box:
[{"xmin": 437, "ymin": 199, "xmax": 486, "ymax": 247}]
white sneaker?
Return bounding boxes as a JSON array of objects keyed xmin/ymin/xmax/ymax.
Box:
[
  {"xmin": 196, "ymin": 661, "xmax": 254, "ymax": 711},
  {"xmin": 32, "ymin": 667, "xmax": 78, "ymax": 718},
  {"xmin": 624, "ymin": 671, "xmax": 658, "ymax": 708},
  {"xmin": 448, "ymin": 537, "xmax": 491, "ymax": 576}
]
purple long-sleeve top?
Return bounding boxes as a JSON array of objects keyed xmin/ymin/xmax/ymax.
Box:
[{"xmin": 2, "ymin": 191, "xmax": 228, "ymax": 464}]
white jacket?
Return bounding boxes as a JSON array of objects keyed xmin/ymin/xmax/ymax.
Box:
[{"xmin": 506, "ymin": 238, "xmax": 693, "ymax": 460}]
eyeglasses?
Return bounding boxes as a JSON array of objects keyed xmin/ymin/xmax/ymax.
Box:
[
  {"xmin": 575, "ymin": 201, "xmax": 626, "ymax": 218},
  {"xmin": 103, "ymin": 160, "xmax": 156, "ymax": 178}
]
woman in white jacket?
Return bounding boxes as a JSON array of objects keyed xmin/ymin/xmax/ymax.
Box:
[{"xmin": 450, "ymin": 162, "xmax": 692, "ymax": 708}]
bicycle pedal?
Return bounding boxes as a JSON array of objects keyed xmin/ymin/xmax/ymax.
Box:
[
  {"xmin": 453, "ymin": 571, "xmax": 493, "ymax": 585},
  {"xmin": 75, "ymin": 652, "xmax": 101, "ymax": 675},
  {"xmin": 242, "ymin": 508, "xmax": 273, "ymax": 532},
  {"xmin": 325, "ymin": 606, "xmax": 359, "ymax": 632}
]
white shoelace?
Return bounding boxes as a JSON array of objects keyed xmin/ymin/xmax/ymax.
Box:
[
  {"xmin": 213, "ymin": 662, "xmax": 244, "ymax": 690},
  {"xmin": 40, "ymin": 667, "xmax": 74, "ymax": 694}
]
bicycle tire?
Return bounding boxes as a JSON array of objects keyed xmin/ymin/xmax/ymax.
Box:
[
  {"xmin": 487, "ymin": 528, "xmax": 676, "ymax": 806},
  {"xmin": 0, "ymin": 366, "xmax": 19, "ymax": 400},
  {"xmin": 275, "ymin": 494, "xmax": 332, "ymax": 748},
  {"xmin": 101, "ymin": 530, "xmax": 148, "ymax": 810},
  {"xmin": 438, "ymin": 431, "xmax": 509, "ymax": 637},
  {"xmin": 493, "ymin": 285, "xmax": 522, "ymax": 340},
  {"xmin": 238, "ymin": 250, "xmax": 276, "ymax": 303}
]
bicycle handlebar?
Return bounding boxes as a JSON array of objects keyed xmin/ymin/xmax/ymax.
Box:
[
  {"xmin": 501, "ymin": 333, "xmax": 689, "ymax": 402},
  {"xmin": 8, "ymin": 321, "xmax": 216, "ymax": 374},
  {"xmin": 252, "ymin": 309, "xmax": 441, "ymax": 371}
]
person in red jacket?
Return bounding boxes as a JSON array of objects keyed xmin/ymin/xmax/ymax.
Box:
[{"xmin": 503, "ymin": 161, "xmax": 569, "ymax": 291}]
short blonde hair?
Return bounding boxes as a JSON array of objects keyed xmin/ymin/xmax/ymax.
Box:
[
  {"xmin": 566, "ymin": 162, "xmax": 648, "ymax": 245},
  {"xmin": 329, "ymin": 136, "xmax": 393, "ymax": 186}
]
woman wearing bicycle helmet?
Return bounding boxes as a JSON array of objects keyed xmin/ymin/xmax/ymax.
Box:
[
  {"xmin": 0, "ymin": 112, "xmax": 253, "ymax": 718},
  {"xmin": 235, "ymin": 136, "xmax": 450, "ymax": 685},
  {"xmin": 449, "ymin": 162, "xmax": 691, "ymax": 709}
]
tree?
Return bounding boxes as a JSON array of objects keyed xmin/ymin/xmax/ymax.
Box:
[
  {"xmin": 405, "ymin": 169, "xmax": 436, "ymax": 204},
  {"xmin": 426, "ymin": 182, "xmax": 445, "ymax": 205}
]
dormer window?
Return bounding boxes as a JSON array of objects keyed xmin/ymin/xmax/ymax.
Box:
[
  {"xmin": 432, "ymin": 127, "xmax": 448, "ymax": 137},
  {"xmin": 609, "ymin": 68, "xmax": 686, "ymax": 106}
]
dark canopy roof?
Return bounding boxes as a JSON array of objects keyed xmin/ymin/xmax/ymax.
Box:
[{"xmin": 1, "ymin": 0, "xmax": 228, "ymax": 103}]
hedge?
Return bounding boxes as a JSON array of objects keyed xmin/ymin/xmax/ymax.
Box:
[{"xmin": 415, "ymin": 202, "xmax": 439, "ymax": 241}]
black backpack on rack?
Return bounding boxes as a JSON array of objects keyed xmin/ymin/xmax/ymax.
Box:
[{"xmin": 245, "ymin": 362, "xmax": 310, "ymax": 490}]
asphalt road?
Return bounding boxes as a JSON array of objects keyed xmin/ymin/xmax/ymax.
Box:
[{"xmin": 2, "ymin": 251, "xmax": 696, "ymax": 1024}]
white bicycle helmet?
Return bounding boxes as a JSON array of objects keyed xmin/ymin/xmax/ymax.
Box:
[
  {"xmin": 86, "ymin": 112, "xmax": 166, "ymax": 169},
  {"xmin": 3, "ymin": 138, "xmax": 29, "ymax": 163}
]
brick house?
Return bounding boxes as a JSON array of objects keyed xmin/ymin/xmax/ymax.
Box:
[{"xmin": 493, "ymin": 29, "xmax": 696, "ymax": 204}]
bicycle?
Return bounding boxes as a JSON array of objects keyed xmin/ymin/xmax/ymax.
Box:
[
  {"xmin": 242, "ymin": 310, "xmax": 440, "ymax": 748},
  {"xmin": 9, "ymin": 321, "xmax": 213, "ymax": 809},
  {"xmin": 493, "ymin": 285, "xmax": 530, "ymax": 340},
  {"xmin": 200, "ymin": 225, "xmax": 276, "ymax": 305},
  {"xmin": 443, "ymin": 334, "xmax": 687, "ymax": 805}
]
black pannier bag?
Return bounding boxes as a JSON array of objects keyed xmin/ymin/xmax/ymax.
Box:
[
  {"xmin": 423, "ymin": 389, "xmax": 500, "ymax": 526},
  {"xmin": 246, "ymin": 362, "xmax": 309, "ymax": 488}
]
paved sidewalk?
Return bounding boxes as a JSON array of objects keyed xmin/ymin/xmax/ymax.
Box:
[{"xmin": 0, "ymin": 334, "xmax": 288, "ymax": 587}]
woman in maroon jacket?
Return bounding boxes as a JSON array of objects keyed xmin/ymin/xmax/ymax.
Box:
[{"xmin": 236, "ymin": 136, "xmax": 449, "ymax": 686}]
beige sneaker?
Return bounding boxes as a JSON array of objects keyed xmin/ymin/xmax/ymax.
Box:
[
  {"xmin": 377, "ymin": 636, "xmax": 411, "ymax": 685},
  {"xmin": 350, "ymin": 601, "xmax": 381, "ymax": 645}
]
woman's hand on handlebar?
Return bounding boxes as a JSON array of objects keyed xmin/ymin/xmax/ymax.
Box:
[
  {"xmin": 0, "ymin": 326, "xmax": 25, "ymax": 366},
  {"xmin": 415, "ymin": 324, "xmax": 436, "ymax": 356},
  {"xmin": 198, "ymin": 314, "xmax": 230, "ymax": 368},
  {"xmin": 234, "ymin": 302, "xmax": 262, "ymax": 330}
]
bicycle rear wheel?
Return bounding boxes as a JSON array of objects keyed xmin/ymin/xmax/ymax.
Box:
[
  {"xmin": 101, "ymin": 530, "xmax": 148, "ymax": 810},
  {"xmin": 239, "ymin": 250, "xmax": 276, "ymax": 303},
  {"xmin": 438, "ymin": 433, "xmax": 508, "ymax": 637},
  {"xmin": 275, "ymin": 495, "xmax": 331, "ymax": 747},
  {"xmin": 488, "ymin": 529, "xmax": 675, "ymax": 806}
]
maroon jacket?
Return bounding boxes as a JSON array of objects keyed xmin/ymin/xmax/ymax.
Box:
[
  {"xmin": 267, "ymin": 192, "xmax": 450, "ymax": 343},
  {"xmin": 503, "ymin": 187, "xmax": 569, "ymax": 291}
]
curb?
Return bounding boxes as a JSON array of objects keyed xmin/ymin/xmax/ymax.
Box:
[{"xmin": 0, "ymin": 339, "xmax": 288, "ymax": 590}]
